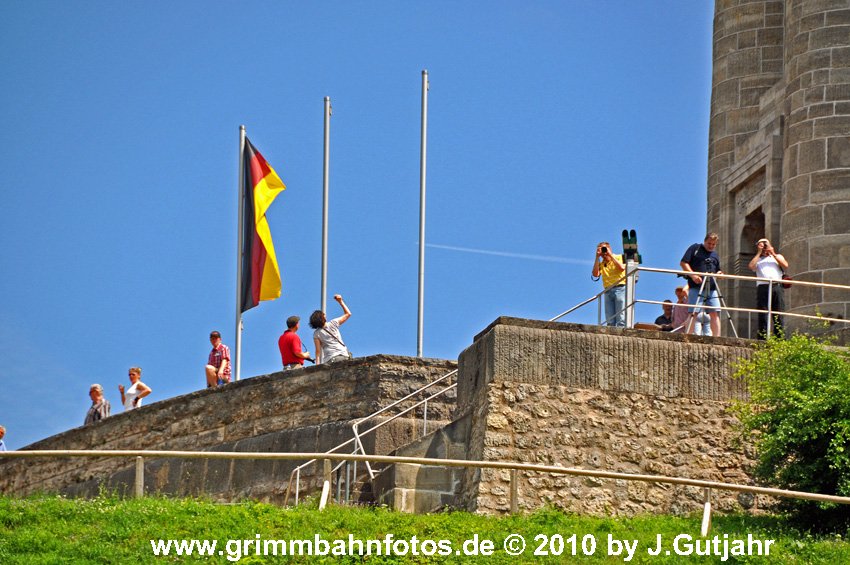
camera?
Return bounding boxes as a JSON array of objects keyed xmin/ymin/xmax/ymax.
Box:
[{"xmin": 600, "ymin": 246, "xmax": 608, "ymax": 254}]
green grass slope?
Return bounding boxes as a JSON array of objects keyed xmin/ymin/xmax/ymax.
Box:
[{"xmin": 1, "ymin": 495, "xmax": 849, "ymax": 563}]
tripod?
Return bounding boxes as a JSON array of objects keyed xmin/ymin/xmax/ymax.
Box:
[{"xmin": 687, "ymin": 274, "xmax": 739, "ymax": 338}]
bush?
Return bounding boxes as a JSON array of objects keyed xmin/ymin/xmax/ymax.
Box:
[{"xmin": 733, "ymin": 333, "xmax": 850, "ymax": 524}]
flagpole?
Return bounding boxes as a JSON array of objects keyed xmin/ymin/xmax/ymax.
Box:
[
  {"xmin": 417, "ymin": 70, "xmax": 429, "ymax": 358},
  {"xmin": 321, "ymin": 97, "xmax": 331, "ymax": 313},
  {"xmin": 234, "ymin": 125, "xmax": 246, "ymax": 381}
]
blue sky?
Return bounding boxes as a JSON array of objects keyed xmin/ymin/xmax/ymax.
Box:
[{"xmin": 0, "ymin": 1, "xmax": 714, "ymax": 450}]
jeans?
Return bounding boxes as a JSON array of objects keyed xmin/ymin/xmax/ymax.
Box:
[
  {"xmin": 692, "ymin": 312, "xmax": 712, "ymax": 336},
  {"xmin": 603, "ymin": 285, "xmax": 626, "ymax": 327}
]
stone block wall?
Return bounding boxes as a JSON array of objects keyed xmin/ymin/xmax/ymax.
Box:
[
  {"xmin": 781, "ymin": 0, "xmax": 850, "ymax": 340},
  {"xmin": 455, "ymin": 318, "xmax": 759, "ymax": 516},
  {"xmin": 707, "ymin": 0, "xmax": 850, "ymax": 343},
  {"xmin": 0, "ymin": 355, "xmax": 457, "ymax": 500}
]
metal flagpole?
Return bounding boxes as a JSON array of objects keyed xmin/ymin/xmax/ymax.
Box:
[
  {"xmin": 234, "ymin": 125, "xmax": 246, "ymax": 381},
  {"xmin": 417, "ymin": 70, "xmax": 429, "ymax": 358},
  {"xmin": 322, "ymin": 97, "xmax": 331, "ymax": 313}
]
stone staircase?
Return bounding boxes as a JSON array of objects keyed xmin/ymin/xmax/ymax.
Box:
[{"xmin": 371, "ymin": 413, "xmax": 471, "ymax": 512}]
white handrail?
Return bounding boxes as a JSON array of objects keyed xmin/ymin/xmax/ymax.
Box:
[
  {"xmin": 286, "ymin": 368, "xmax": 458, "ymax": 504},
  {"xmin": 287, "ymin": 265, "xmax": 850, "ymax": 504},
  {"xmin": 638, "ymin": 266, "xmax": 850, "ymax": 290},
  {"xmin": 354, "ymin": 382, "xmax": 458, "ymax": 480},
  {"xmin": 353, "ymin": 369, "xmax": 457, "ymax": 427},
  {"xmin": 549, "ymin": 274, "xmax": 627, "ymax": 323},
  {"xmin": 555, "ymin": 264, "xmax": 850, "ymax": 338},
  {"xmin": 4, "ymin": 449, "xmax": 850, "ymax": 507},
  {"xmin": 635, "ymin": 298, "xmax": 850, "ymax": 328}
]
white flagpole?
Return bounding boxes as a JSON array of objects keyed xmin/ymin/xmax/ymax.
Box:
[
  {"xmin": 322, "ymin": 97, "xmax": 332, "ymax": 313},
  {"xmin": 234, "ymin": 125, "xmax": 246, "ymax": 381},
  {"xmin": 417, "ymin": 70, "xmax": 429, "ymax": 358}
]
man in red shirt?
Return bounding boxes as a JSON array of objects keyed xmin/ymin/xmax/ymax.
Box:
[{"xmin": 278, "ymin": 316, "xmax": 312, "ymax": 369}]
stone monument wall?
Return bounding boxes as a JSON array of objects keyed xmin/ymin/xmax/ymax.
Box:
[
  {"xmin": 0, "ymin": 355, "xmax": 457, "ymax": 502},
  {"xmin": 455, "ymin": 319, "xmax": 760, "ymax": 516},
  {"xmin": 707, "ymin": 0, "xmax": 850, "ymax": 340}
]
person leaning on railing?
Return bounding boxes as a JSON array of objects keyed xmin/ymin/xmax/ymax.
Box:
[{"xmin": 748, "ymin": 238, "xmax": 789, "ymax": 339}]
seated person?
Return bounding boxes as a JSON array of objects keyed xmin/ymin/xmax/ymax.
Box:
[
  {"xmin": 671, "ymin": 286, "xmax": 691, "ymax": 333},
  {"xmin": 654, "ymin": 300, "xmax": 674, "ymax": 331}
]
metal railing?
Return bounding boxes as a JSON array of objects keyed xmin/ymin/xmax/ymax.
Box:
[
  {"xmin": 286, "ymin": 266, "xmax": 849, "ymax": 508},
  {"xmin": 4, "ymin": 448, "xmax": 850, "ymax": 537},
  {"xmin": 548, "ymin": 272, "xmax": 628, "ymax": 325},
  {"xmin": 284, "ymin": 368, "xmax": 458, "ymax": 505},
  {"xmin": 558, "ymin": 263, "xmax": 850, "ymax": 338}
]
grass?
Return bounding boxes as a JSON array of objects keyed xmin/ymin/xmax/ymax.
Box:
[{"xmin": 1, "ymin": 494, "xmax": 850, "ymax": 563}]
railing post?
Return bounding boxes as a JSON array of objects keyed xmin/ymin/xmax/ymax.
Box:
[
  {"xmin": 353, "ymin": 424, "xmax": 375, "ymax": 480},
  {"xmin": 766, "ymin": 283, "xmax": 774, "ymax": 339},
  {"xmin": 295, "ymin": 469, "xmax": 301, "ymax": 505},
  {"xmin": 319, "ymin": 459, "xmax": 332, "ymax": 511},
  {"xmin": 345, "ymin": 461, "xmax": 351, "ymax": 504},
  {"xmin": 625, "ymin": 260, "xmax": 637, "ymax": 328},
  {"xmin": 700, "ymin": 488, "xmax": 712, "ymax": 537},
  {"xmin": 509, "ymin": 469, "xmax": 519, "ymax": 514},
  {"xmin": 335, "ymin": 464, "xmax": 342, "ymax": 503},
  {"xmin": 134, "ymin": 456, "xmax": 144, "ymax": 498},
  {"xmin": 423, "ymin": 399, "xmax": 429, "ymax": 437}
]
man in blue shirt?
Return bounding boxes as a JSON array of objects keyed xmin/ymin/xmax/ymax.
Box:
[
  {"xmin": 0, "ymin": 425, "xmax": 7, "ymax": 451},
  {"xmin": 680, "ymin": 233, "xmax": 723, "ymax": 337}
]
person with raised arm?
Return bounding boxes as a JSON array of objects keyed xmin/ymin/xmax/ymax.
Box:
[
  {"xmin": 119, "ymin": 367, "xmax": 152, "ymax": 411},
  {"xmin": 592, "ymin": 241, "xmax": 626, "ymax": 327},
  {"xmin": 748, "ymin": 238, "xmax": 789, "ymax": 338},
  {"xmin": 309, "ymin": 294, "xmax": 352, "ymax": 364}
]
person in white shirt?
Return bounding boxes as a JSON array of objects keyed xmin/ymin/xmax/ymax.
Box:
[
  {"xmin": 309, "ymin": 294, "xmax": 352, "ymax": 364},
  {"xmin": 119, "ymin": 367, "xmax": 152, "ymax": 411},
  {"xmin": 0, "ymin": 425, "xmax": 7, "ymax": 451},
  {"xmin": 748, "ymin": 238, "xmax": 789, "ymax": 339}
]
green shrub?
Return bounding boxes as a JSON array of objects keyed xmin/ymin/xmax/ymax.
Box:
[{"xmin": 733, "ymin": 333, "xmax": 850, "ymax": 523}]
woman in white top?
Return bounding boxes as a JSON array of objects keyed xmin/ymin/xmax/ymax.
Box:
[
  {"xmin": 120, "ymin": 367, "xmax": 152, "ymax": 411},
  {"xmin": 309, "ymin": 294, "xmax": 352, "ymax": 364},
  {"xmin": 748, "ymin": 238, "xmax": 789, "ymax": 339}
]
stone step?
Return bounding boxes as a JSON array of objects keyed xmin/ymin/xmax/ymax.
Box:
[{"xmin": 371, "ymin": 413, "xmax": 471, "ymax": 513}]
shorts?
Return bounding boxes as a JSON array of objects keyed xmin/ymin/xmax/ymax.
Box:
[{"xmin": 688, "ymin": 287, "xmax": 719, "ymax": 313}]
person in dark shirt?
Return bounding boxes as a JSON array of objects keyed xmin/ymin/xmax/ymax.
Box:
[
  {"xmin": 680, "ymin": 233, "xmax": 723, "ymax": 337},
  {"xmin": 654, "ymin": 300, "xmax": 674, "ymax": 331}
]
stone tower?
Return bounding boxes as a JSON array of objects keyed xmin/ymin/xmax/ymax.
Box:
[{"xmin": 708, "ymin": 0, "xmax": 850, "ymax": 339}]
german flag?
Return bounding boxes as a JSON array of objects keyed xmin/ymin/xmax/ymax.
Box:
[{"xmin": 240, "ymin": 138, "xmax": 286, "ymax": 313}]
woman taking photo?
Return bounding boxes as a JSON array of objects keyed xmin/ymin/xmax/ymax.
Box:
[
  {"xmin": 309, "ymin": 294, "xmax": 352, "ymax": 364},
  {"xmin": 748, "ymin": 238, "xmax": 789, "ymax": 338}
]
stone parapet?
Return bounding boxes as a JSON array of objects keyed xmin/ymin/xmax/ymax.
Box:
[
  {"xmin": 0, "ymin": 355, "xmax": 457, "ymax": 499},
  {"xmin": 455, "ymin": 319, "xmax": 758, "ymax": 516}
]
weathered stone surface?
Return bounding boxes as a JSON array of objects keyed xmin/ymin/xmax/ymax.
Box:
[
  {"xmin": 455, "ymin": 319, "xmax": 757, "ymax": 517},
  {"xmin": 798, "ymin": 138, "xmax": 826, "ymax": 173},
  {"xmin": 782, "ymin": 205, "xmax": 825, "ymax": 242},
  {"xmin": 709, "ymin": 1, "xmax": 850, "ymax": 338},
  {"xmin": 0, "ymin": 355, "xmax": 457, "ymax": 500},
  {"xmin": 825, "ymin": 203, "xmax": 850, "ymax": 234}
]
